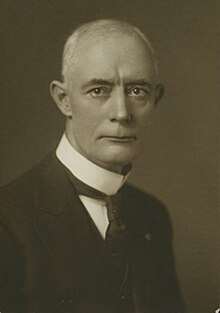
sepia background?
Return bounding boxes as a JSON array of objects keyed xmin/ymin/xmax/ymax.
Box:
[{"xmin": 1, "ymin": 0, "xmax": 219, "ymax": 312}]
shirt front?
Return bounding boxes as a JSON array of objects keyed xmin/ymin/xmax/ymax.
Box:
[{"xmin": 56, "ymin": 134, "xmax": 130, "ymax": 238}]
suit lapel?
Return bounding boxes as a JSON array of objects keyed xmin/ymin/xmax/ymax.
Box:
[{"xmin": 32, "ymin": 154, "xmax": 113, "ymax": 304}]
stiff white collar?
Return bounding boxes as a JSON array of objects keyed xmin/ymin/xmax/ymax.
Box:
[{"xmin": 56, "ymin": 134, "xmax": 131, "ymax": 196}]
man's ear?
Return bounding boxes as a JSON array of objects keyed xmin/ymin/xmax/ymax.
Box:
[
  {"xmin": 155, "ymin": 84, "xmax": 165, "ymax": 105},
  {"xmin": 50, "ymin": 80, "xmax": 72, "ymax": 117}
]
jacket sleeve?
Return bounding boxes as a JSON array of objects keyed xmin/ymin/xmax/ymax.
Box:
[
  {"xmin": 151, "ymin": 198, "xmax": 187, "ymax": 313},
  {"xmin": 0, "ymin": 197, "xmax": 25, "ymax": 313}
]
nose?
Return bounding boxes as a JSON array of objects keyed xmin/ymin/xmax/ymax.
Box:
[{"xmin": 109, "ymin": 89, "xmax": 131, "ymax": 123}]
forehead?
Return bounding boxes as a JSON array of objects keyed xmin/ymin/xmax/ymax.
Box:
[{"xmin": 71, "ymin": 33, "xmax": 156, "ymax": 83}]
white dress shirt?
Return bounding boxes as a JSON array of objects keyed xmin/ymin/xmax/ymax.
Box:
[{"xmin": 56, "ymin": 134, "xmax": 130, "ymax": 238}]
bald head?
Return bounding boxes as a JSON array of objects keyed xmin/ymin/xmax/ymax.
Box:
[{"xmin": 62, "ymin": 19, "xmax": 158, "ymax": 83}]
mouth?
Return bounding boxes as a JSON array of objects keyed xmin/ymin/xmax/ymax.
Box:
[{"xmin": 101, "ymin": 136, "xmax": 137, "ymax": 143}]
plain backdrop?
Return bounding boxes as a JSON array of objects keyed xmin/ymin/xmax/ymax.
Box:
[{"xmin": 1, "ymin": 1, "xmax": 219, "ymax": 312}]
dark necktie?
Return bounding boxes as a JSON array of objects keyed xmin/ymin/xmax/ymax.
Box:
[{"xmin": 65, "ymin": 170, "xmax": 128, "ymax": 270}]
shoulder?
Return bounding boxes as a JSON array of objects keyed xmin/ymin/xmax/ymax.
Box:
[
  {"xmin": 122, "ymin": 183, "xmax": 168, "ymax": 216},
  {"xmin": 0, "ymin": 154, "xmax": 59, "ymax": 223},
  {"xmin": 122, "ymin": 183, "xmax": 164, "ymax": 206},
  {"xmin": 0, "ymin": 154, "xmax": 51, "ymax": 197},
  {"xmin": 0, "ymin": 153, "xmax": 63, "ymax": 194},
  {"xmin": 0, "ymin": 170, "xmax": 33, "ymax": 221},
  {"xmin": 121, "ymin": 183, "xmax": 173, "ymax": 236}
]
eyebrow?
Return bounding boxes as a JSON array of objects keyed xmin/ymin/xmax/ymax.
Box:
[
  {"xmin": 81, "ymin": 78, "xmax": 153, "ymax": 90},
  {"xmin": 125, "ymin": 80, "xmax": 153, "ymax": 88},
  {"xmin": 81, "ymin": 79, "xmax": 114, "ymax": 90}
]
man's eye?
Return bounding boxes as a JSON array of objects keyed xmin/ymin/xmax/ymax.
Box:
[
  {"xmin": 89, "ymin": 87, "xmax": 109, "ymax": 97},
  {"xmin": 128, "ymin": 87, "xmax": 149, "ymax": 97}
]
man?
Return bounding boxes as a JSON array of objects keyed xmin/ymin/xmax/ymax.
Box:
[{"xmin": 0, "ymin": 19, "xmax": 186, "ymax": 313}]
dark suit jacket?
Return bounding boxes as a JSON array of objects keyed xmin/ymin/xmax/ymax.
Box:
[{"xmin": 0, "ymin": 154, "xmax": 186, "ymax": 313}]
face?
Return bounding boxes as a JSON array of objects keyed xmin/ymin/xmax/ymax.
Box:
[{"xmin": 52, "ymin": 33, "xmax": 163, "ymax": 173}]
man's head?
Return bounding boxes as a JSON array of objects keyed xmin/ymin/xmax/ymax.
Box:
[{"xmin": 50, "ymin": 19, "xmax": 164, "ymax": 173}]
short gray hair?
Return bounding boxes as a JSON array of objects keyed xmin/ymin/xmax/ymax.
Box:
[{"xmin": 62, "ymin": 19, "xmax": 158, "ymax": 82}]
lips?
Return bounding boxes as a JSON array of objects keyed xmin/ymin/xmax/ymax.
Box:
[{"xmin": 101, "ymin": 135, "xmax": 137, "ymax": 142}]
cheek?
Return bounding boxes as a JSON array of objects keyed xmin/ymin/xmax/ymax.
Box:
[
  {"xmin": 71, "ymin": 111, "xmax": 101, "ymax": 142},
  {"xmin": 136, "ymin": 104, "xmax": 156, "ymax": 127}
]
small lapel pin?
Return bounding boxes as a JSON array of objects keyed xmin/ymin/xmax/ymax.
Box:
[{"xmin": 144, "ymin": 232, "xmax": 152, "ymax": 242}]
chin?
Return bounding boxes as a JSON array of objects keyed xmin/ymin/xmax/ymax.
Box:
[{"xmin": 101, "ymin": 148, "xmax": 140, "ymax": 169}]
